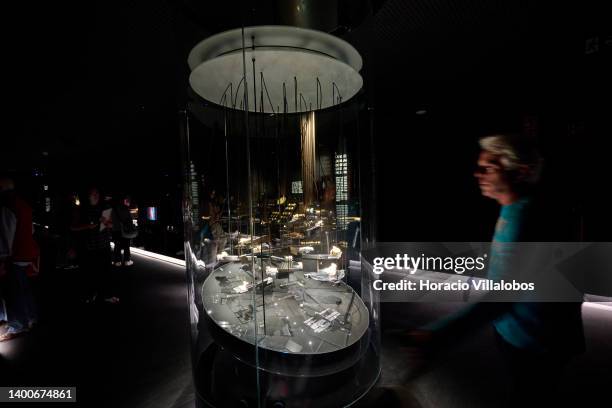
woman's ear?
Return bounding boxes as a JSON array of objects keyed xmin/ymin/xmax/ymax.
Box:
[{"xmin": 513, "ymin": 164, "xmax": 532, "ymax": 183}]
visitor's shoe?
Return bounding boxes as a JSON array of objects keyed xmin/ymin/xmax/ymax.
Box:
[
  {"xmin": 104, "ymin": 296, "xmax": 120, "ymax": 305},
  {"xmin": 124, "ymin": 260, "xmax": 134, "ymax": 266},
  {"xmin": 114, "ymin": 262, "xmax": 122, "ymax": 267},
  {"xmin": 0, "ymin": 326, "xmax": 29, "ymax": 342}
]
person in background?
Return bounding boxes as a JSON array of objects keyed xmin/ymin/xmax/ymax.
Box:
[
  {"xmin": 208, "ymin": 190, "xmax": 227, "ymax": 255},
  {"xmin": 57, "ymin": 192, "xmax": 80, "ymax": 270},
  {"xmin": 0, "ymin": 176, "xmax": 39, "ymax": 342},
  {"xmin": 0, "ymin": 180, "xmax": 17, "ymax": 331},
  {"xmin": 406, "ymin": 134, "xmax": 584, "ymax": 406},
  {"xmin": 71, "ymin": 187, "xmax": 119, "ymax": 304},
  {"xmin": 112, "ymin": 195, "xmax": 136, "ymax": 267}
]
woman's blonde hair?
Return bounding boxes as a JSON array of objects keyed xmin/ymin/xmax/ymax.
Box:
[{"xmin": 479, "ymin": 134, "xmax": 543, "ymax": 184}]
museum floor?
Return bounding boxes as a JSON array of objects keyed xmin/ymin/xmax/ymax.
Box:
[{"xmin": 1, "ymin": 252, "xmax": 610, "ymax": 407}]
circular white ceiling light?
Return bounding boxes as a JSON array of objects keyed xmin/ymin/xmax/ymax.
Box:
[{"xmin": 188, "ymin": 26, "xmax": 363, "ymax": 113}]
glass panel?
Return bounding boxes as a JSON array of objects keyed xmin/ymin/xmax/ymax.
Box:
[
  {"xmin": 182, "ymin": 97, "xmax": 380, "ymax": 407},
  {"xmin": 181, "ymin": 107, "xmax": 261, "ymax": 407}
]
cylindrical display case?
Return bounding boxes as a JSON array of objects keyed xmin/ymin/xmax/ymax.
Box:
[{"xmin": 181, "ymin": 25, "xmax": 379, "ymax": 408}]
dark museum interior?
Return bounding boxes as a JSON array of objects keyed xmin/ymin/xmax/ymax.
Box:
[{"xmin": 1, "ymin": 1, "xmax": 610, "ymax": 407}]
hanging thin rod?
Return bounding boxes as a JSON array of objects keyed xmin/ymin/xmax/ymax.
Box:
[
  {"xmin": 282, "ymin": 83, "xmax": 288, "ymax": 114},
  {"xmin": 261, "ymin": 73, "xmax": 276, "ymax": 114},
  {"xmin": 260, "ymin": 72, "xmax": 264, "ymax": 114},
  {"xmin": 316, "ymin": 77, "xmax": 322, "ymax": 110},
  {"xmin": 232, "ymin": 76, "xmax": 245, "ymax": 108},
  {"xmin": 332, "ymin": 82, "xmax": 343, "ymax": 105},
  {"xmin": 299, "ymin": 93, "xmax": 308, "ymax": 113},
  {"xmin": 294, "ymin": 77, "xmax": 298, "ymax": 113},
  {"xmin": 219, "ymin": 82, "xmax": 233, "ymax": 106},
  {"xmin": 251, "ymin": 35, "xmax": 257, "ymax": 113}
]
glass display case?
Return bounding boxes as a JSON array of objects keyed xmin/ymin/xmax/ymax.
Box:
[{"xmin": 181, "ymin": 25, "xmax": 379, "ymax": 408}]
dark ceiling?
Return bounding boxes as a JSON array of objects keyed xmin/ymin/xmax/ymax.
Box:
[{"xmin": 3, "ymin": 0, "xmax": 610, "ymax": 187}]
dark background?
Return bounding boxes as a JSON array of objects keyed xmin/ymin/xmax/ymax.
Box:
[{"xmin": 2, "ymin": 0, "xmax": 611, "ymax": 245}]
